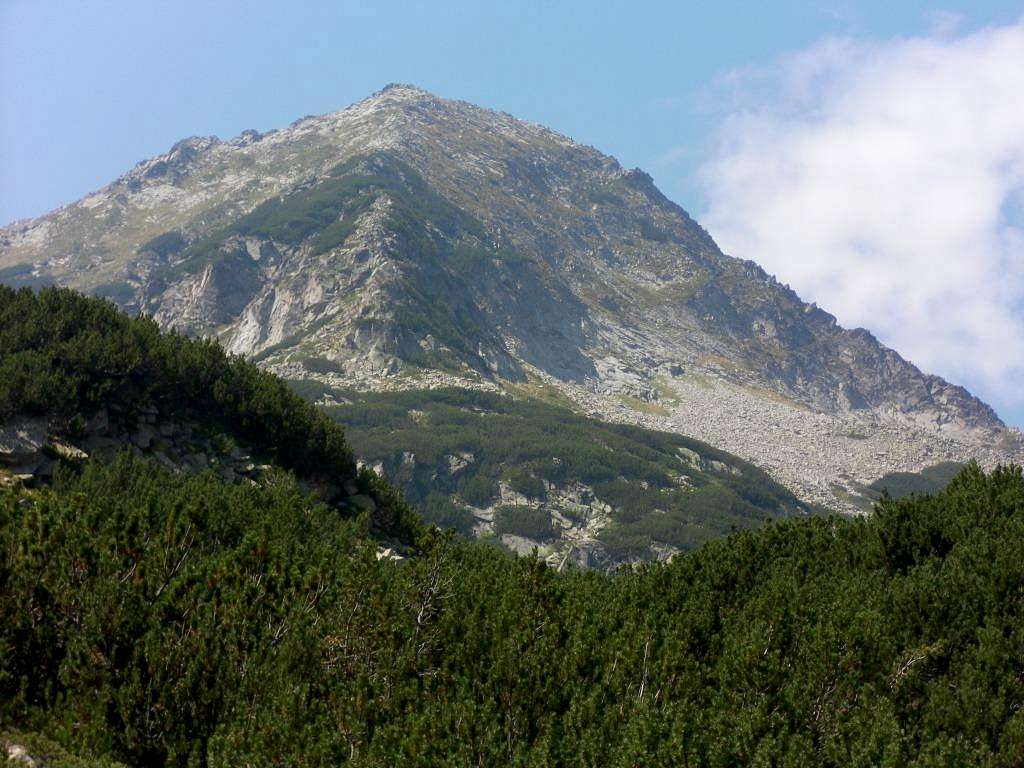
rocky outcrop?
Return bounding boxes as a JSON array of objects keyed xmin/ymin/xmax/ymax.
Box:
[
  {"xmin": 151, "ymin": 240, "xmax": 266, "ymax": 335},
  {"xmin": 0, "ymin": 418, "xmax": 48, "ymax": 484},
  {"xmin": 1, "ymin": 411, "xmax": 262, "ymax": 488},
  {"xmin": 3, "ymin": 740, "xmax": 37, "ymax": 767}
]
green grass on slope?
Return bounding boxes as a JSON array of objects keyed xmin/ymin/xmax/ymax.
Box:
[
  {"xmin": 2, "ymin": 455, "xmax": 1023, "ymax": 766},
  {"xmin": 307, "ymin": 385, "xmax": 815, "ymax": 556}
]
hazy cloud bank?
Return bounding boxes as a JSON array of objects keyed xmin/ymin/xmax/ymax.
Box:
[{"xmin": 699, "ymin": 19, "xmax": 1024, "ymax": 424}]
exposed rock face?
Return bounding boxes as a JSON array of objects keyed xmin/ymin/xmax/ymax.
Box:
[
  {"xmin": 3, "ymin": 84, "xmax": 1021, "ymax": 510},
  {"xmin": 3, "ymin": 741, "xmax": 37, "ymax": 767},
  {"xmin": 0, "ymin": 418, "xmax": 47, "ymax": 466},
  {"xmin": 477, "ymin": 480, "xmax": 619, "ymax": 571}
]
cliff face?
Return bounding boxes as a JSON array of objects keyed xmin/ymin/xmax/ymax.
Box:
[{"xmin": 2, "ymin": 84, "xmax": 1019, "ymax": 510}]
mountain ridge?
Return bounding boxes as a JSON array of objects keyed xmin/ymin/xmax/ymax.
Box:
[{"xmin": 2, "ymin": 84, "xmax": 1020, "ymax": 511}]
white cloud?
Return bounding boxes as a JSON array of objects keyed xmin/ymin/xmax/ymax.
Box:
[{"xmin": 698, "ymin": 20, "xmax": 1024, "ymax": 424}]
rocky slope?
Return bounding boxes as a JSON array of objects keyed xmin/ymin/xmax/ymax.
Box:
[
  {"xmin": 2, "ymin": 84, "xmax": 1021, "ymax": 511},
  {"xmin": 318, "ymin": 386, "xmax": 812, "ymax": 569}
]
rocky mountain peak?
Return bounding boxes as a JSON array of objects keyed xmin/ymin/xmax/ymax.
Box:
[
  {"xmin": 1, "ymin": 85, "xmax": 1020, "ymax": 512},
  {"xmin": 375, "ymin": 82, "xmax": 438, "ymax": 99}
]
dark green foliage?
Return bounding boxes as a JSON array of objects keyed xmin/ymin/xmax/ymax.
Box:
[
  {"xmin": 3, "ymin": 456, "xmax": 1024, "ymax": 766},
  {"xmin": 421, "ymin": 490, "xmax": 476, "ymax": 535},
  {"xmin": 0, "ymin": 456, "xmax": 368, "ymax": 765},
  {"xmin": 325, "ymin": 387, "xmax": 811, "ymax": 554},
  {"xmin": 2, "ymin": 286, "xmax": 1020, "ymax": 764},
  {"xmin": 868, "ymin": 461, "xmax": 966, "ymax": 500},
  {"xmin": 494, "ymin": 505, "xmax": 556, "ymax": 541},
  {"xmin": 459, "ymin": 473, "xmax": 498, "ymax": 506},
  {"xmin": 508, "ymin": 468, "xmax": 546, "ymax": 499},
  {"xmin": 296, "ymin": 355, "xmax": 346, "ymax": 375},
  {"xmin": 0, "ymin": 285, "xmax": 349, "ymax": 473},
  {"xmin": 0, "ymin": 286, "xmax": 418, "ymax": 540}
]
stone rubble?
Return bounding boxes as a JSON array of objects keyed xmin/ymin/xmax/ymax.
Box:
[{"xmin": 539, "ymin": 369, "xmax": 1019, "ymax": 514}]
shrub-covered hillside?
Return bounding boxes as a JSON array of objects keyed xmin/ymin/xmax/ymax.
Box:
[
  {"xmin": 3, "ymin": 285, "xmax": 1023, "ymax": 766},
  {"xmin": 2, "ymin": 454, "xmax": 1023, "ymax": 766},
  {"xmin": 304, "ymin": 385, "xmax": 814, "ymax": 565},
  {"xmin": 0, "ymin": 286, "xmax": 418, "ymax": 539}
]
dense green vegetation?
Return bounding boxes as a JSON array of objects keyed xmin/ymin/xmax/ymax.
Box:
[
  {"xmin": 868, "ymin": 461, "xmax": 967, "ymax": 500},
  {"xmin": 2, "ymin": 286, "xmax": 1023, "ymax": 765},
  {"xmin": 0, "ymin": 286, "xmax": 418, "ymax": 539},
  {"xmin": 306, "ymin": 385, "xmax": 812, "ymax": 554},
  {"xmin": 3, "ymin": 453, "xmax": 1024, "ymax": 766},
  {"xmin": 494, "ymin": 504, "xmax": 557, "ymax": 541}
]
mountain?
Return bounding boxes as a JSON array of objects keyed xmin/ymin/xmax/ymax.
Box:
[
  {"xmin": 314, "ymin": 385, "xmax": 813, "ymax": 567},
  {"xmin": 2, "ymin": 84, "xmax": 1021, "ymax": 512},
  {"xmin": 0, "ymin": 287, "xmax": 808, "ymax": 568}
]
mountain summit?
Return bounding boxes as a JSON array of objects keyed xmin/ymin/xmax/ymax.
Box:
[{"xmin": 2, "ymin": 85, "xmax": 1020, "ymax": 510}]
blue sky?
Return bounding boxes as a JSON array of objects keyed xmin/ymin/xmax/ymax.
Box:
[{"xmin": 2, "ymin": 1, "xmax": 1023, "ymax": 426}]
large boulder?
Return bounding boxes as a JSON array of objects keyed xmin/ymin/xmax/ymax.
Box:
[{"xmin": 0, "ymin": 417, "xmax": 47, "ymax": 467}]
